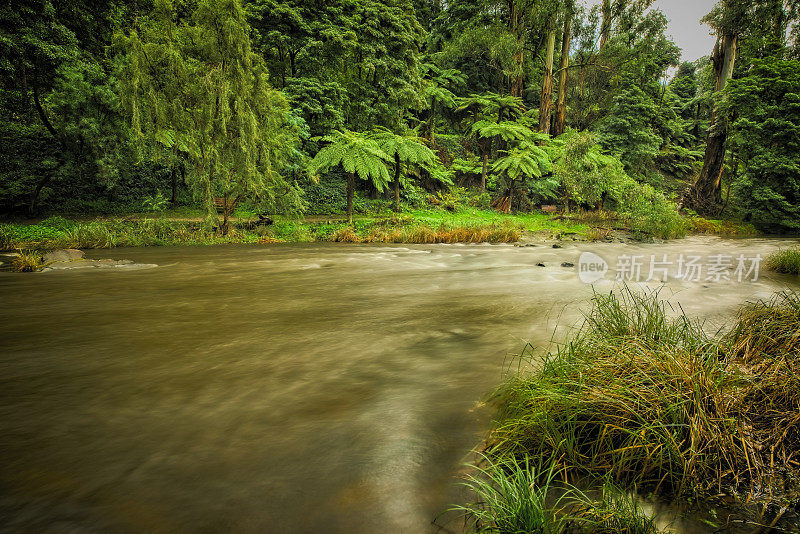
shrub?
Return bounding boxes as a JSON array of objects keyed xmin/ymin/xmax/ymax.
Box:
[{"xmin": 765, "ymin": 248, "xmax": 800, "ymax": 275}]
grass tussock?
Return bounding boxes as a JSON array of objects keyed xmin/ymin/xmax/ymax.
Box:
[
  {"xmin": 766, "ymin": 248, "xmax": 800, "ymax": 275},
  {"xmin": 11, "ymin": 250, "xmax": 45, "ymax": 272},
  {"xmin": 324, "ymin": 223, "xmax": 521, "ymax": 244},
  {"xmin": 450, "ymin": 454, "xmax": 665, "ymax": 534},
  {"xmin": 483, "ymin": 288, "xmax": 800, "ymax": 510},
  {"xmin": 689, "ymin": 217, "xmax": 759, "ymax": 237}
]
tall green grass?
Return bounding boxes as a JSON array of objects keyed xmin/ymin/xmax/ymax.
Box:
[
  {"xmin": 474, "ymin": 288, "xmax": 800, "ymax": 528},
  {"xmin": 1, "ymin": 216, "xmax": 523, "ymax": 250},
  {"xmin": 450, "ymin": 454, "xmax": 665, "ymax": 534},
  {"xmin": 766, "ymin": 248, "xmax": 800, "ymax": 275}
]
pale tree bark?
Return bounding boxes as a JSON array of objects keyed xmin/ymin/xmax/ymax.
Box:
[
  {"xmin": 510, "ymin": 2, "xmax": 525, "ymax": 97},
  {"xmin": 600, "ymin": 0, "xmax": 612, "ymax": 49},
  {"xmin": 684, "ymin": 32, "xmax": 738, "ymax": 214},
  {"xmin": 554, "ymin": 10, "xmax": 572, "ymax": 136},
  {"xmin": 539, "ymin": 25, "xmax": 557, "ymax": 133}
]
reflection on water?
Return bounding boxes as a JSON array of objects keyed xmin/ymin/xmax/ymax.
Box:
[{"xmin": 0, "ymin": 237, "xmax": 798, "ymax": 533}]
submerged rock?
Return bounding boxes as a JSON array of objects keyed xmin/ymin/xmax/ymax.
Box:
[
  {"xmin": 43, "ymin": 249, "xmax": 85, "ymax": 263},
  {"xmin": 41, "ymin": 258, "xmax": 155, "ymax": 271}
]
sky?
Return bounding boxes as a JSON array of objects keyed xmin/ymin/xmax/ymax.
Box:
[{"xmin": 581, "ymin": 0, "xmax": 720, "ymax": 62}]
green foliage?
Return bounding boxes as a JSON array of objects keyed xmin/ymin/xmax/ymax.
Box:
[
  {"xmin": 369, "ymin": 128, "xmax": 437, "ymax": 170},
  {"xmin": 142, "ymin": 191, "xmax": 169, "ymax": 212},
  {"xmin": 486, "ymin": 288, "xmax": 800, "ymax": 511},
  {"xmin": 471, "ymin": 120, "xmax": 535, "ymax": 144},
  {"xmin": 451, "ymin": 454, "xmax": 573, "ymax": 534},
  {"xmin": 492, "ymin": 144, "xmax": 559, "ymax": 204},
  {"xmin": 309, "ymin": 129, "xmax": 391, "ymax": 189},
  {"xmin": 247, "ymin": 0, "xmax": 425, "ymax": 132},
  {"xmin": 552, "ymin": 132, "xmax": 686, "ymax": 239},
  {"xmin": 115, "ymin": 0, "xmax": 302, "ymax": 225},
  {"xmin": 726, "ymin": 58, "xmax": 800, "ymax": 232},
  {"xmin": 766, "ymin": 248, "xmax": 800, "ymax": 275},
  {"xmin": 598, "ymin": 85, "xmax": 663, "ymax": 176}
]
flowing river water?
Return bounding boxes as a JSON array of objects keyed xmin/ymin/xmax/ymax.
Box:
[{"xmin": 1, "ymin": 237, "xmax": 799, "ymax": 533}]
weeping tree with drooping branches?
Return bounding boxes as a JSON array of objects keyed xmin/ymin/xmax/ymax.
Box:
[{"xmin": 115, "ymin": 0, "xmax": 302, "ymax": 234}]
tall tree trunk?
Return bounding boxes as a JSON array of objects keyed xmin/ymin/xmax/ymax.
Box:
[
  {"xmin": 600, "ymin": 0, "xmax": 612, "ymax": 49},
  {"xmin": 554, "ymin": 12, "xmax": 572, "ymax": 136},
  {"xmin": 539, "ymin": 26, "xmax": 557, "ymax": 133},
  {"xmin": 28, "ymin": 173, "xmax": 53, "ymax": 217},
  {"xmin": 685, "ymin": 32, "xmax": 738, "ymax": 214},
  {"xmin": 481, "ymin": 153, "xmax": 488, "ymax": 193},
  {"xmin": 347, "ymin": 172, "xmax": 355, "ymax": 223},
  {"xmin": 28, "ymin": 70, "xmax": 62, "ymax": 216},
  {"xmin": 170, "ymin": 165, "xmax": 178, "ymax": 205},
  {"xmin": 511, "ymin": 49, "xmax": 524, "ymax": 97},
  {"xmin": 394, "ymin": 154, "xmax": 401, "ymax": 212},
  {"xmin": 221, "ymin": 194, "xmax": 230, "ymax": 236},
  {"xmin": 428, "ymin": 98, "xmax": 437, "ymax": 143},
  {"xmin": 509, "ymin": 0, "xmax": 524, "ymax": 98}
]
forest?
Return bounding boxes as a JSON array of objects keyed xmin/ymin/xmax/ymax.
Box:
[{"xmin": 1, "ymin": 0, "xmax": 799, "ymax": 246}]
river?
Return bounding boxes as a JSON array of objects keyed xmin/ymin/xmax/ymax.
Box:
[{"xmin": 1, "ymin": 237, "xmax": 798, "ymax": 533}]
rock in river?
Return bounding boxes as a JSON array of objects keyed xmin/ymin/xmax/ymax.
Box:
[{"xmin": 43, "ymin": 249, "xmax": 85, "ymax": 263}]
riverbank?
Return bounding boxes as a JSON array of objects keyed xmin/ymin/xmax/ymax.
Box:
[
  {"xmin": 0, "ymin": 209, "xmax": 759, "ymax": 252},
  {"xmin": 453, "ymin": 288, "xmax": 800, "ymax": 533}
]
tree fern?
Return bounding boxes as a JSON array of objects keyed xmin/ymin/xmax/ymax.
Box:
[
  {"xmin": 308, "ymin": 129, "xmax": 390, "ymax": 221},
  {"xmin": 369, "ymin": 127, "xmax": 438, "ymax": 211},
  {"xmin": 472, "ymin": 121, "xmax": 534, "ymax": 143}
]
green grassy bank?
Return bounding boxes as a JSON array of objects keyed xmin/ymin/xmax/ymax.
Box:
[{"xmin": 0, "ymin": 208, "xmax": 759, "ymax": 254}]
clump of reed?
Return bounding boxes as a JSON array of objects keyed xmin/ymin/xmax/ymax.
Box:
[
  {"xmin": 765, "ymin": 248, "xmax": 800, "ymax": 275},
  {"xmin": 481, "ymin": 287, "xmax": 800, "ymax": 515},
  {"xmin": 11, "ymin": 250, "xmax": 46, "ymax": 272},
  {"xmin": 451, "ymin": 454, "xmax": 574, "ymax": 534}
]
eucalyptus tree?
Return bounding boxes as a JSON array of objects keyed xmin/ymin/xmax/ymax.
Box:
[
  {"xmin": 369, "ymin": 128, "xmax": 437, "ymax": 212},
  {"xmin": 115, "ymin": 0, "xmax": 300, "ymax": 234},
  {"xmin": 683, "ymin": 0, "xmax": 752, "ymax": 214},
  {"xmin": 553, "ymin": 0, "xmax": 576, "ymax": 136},
  {"xmin": 308, "ymin": 130, "xmax": 391, "ymax": 222}
]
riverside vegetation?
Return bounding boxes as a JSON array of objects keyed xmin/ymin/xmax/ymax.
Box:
[
  {"xmin": 450, "ymin": 288, "xmax": 800, "ymax": 533},
  {"xmin": 3, "ymin": 0, "xmax": 799, "ymax": 243}
]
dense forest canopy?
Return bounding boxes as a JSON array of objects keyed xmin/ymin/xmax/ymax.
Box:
[{"xmin": 1, "ymin": 0, "xmax": 799, "ymax": 232}]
